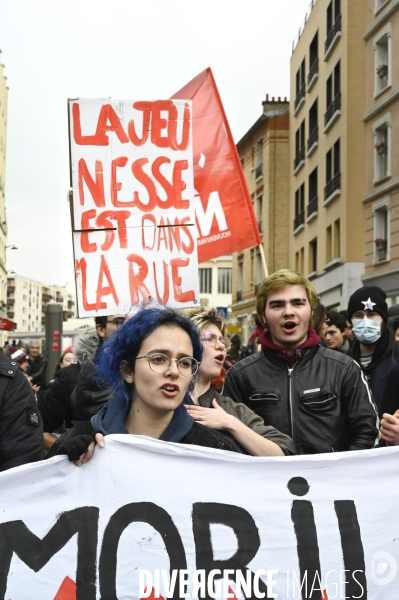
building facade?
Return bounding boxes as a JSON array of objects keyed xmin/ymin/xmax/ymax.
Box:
[
  {"xmin": 6, "ymin": 275, "xmax": 77, "ymax": 336},
  {"xmin": 0, "ymin": 52, "xmax": 9, "ymax": 346},
  {"xmin": 361, "ymin": 0, "xmax": 399, "ymax": 305},
  {"xmin": 198, "ymin": 256, "xmax": 232, "ymax": 316},
  {"xmin": 290, "ymin": 0, "xmax": 367, "ymax": 309},
  {"xmin": 229, "ymin": 97, "xmax": 290, "ymax": 343}
]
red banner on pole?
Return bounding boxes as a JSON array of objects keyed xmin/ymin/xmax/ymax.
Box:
[{"xmin": 172, "ymin": 68, "xmax": 261, "ymax": 263}]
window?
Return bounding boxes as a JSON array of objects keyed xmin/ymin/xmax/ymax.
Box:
[
  {"xmin": 257, "ymin": 196, "xmax": 263, "ymax": 233},
  {"xmin": 237, "ymin": 263, "xmax": 243, "ymax": 302},
  {"xmin": 325, "ymin": 0, "xmax": 341, "ymax": 58},
  {"xmin": 308, "ymin": 167, "xmax": 318, "ymax": 219},
  {"xmin": 372, "ymin": 197, "xmax": 390, "ymax": 262},
  {"xmin": 324, "ymin": 61, "xmax": 341, "ymax": 131},
  {"xmin": 199, "ymin": 268, "xmax": 212, "ymax": 294},
  {"xmin": 309, "ymin": 238, "xmax": 318, "ymax": 273},
  {"xmin": 294, "ymin": 58, "xmax": 306, "ymax": 114},
  {"xmin": 326, "ymin": 226, "xmax": 332, "ymax": 263},
  {"xmin": 308, "ymin": 31, "xmax": 319, "ymax": 91},
  {"xmin": 375, "ymin": 0, "xmax": 391, "ymax": 11},
  {"xmin": 373, "ymin": 113, "xmax": 391, "ymax": 182},
  {"xmin": 308, "ymin": 99, "xmax": 318, "ymax": 155},
  {"xmin": 256, "ymin": 139, "xmax": 263, "ymax": 179},
  {"xmin": 294, "ymin": 183, "xmax": 305, "ymax": 231},
  {"xmin": 374, "ymin": 24, "xmax": 391, "ymax": 97},
  {"xmin": 218, "ymin": 268, "xmax": 232, "ymax": 294},
  {"xmin": 324, "ymin": 139, "xmax": 340, "ymax": 204},
  {"xmin": 256, "ymin": 254, "xmax": 263, "ymax": 286},
  {"xmin": 325, "ymin": 220, "xmax": 340, "ymax": 266},
  {"xmin": 294, "ymin": 121, "xmax": 306, "ymax": 172},
  {"xmin": 334, "ymin": 219, "xmax": 340, "ymax": 259}
]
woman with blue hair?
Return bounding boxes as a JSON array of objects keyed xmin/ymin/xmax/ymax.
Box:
[{"xmin": 47, "ymin": 306, "xmax": 242, "ymax": 463}]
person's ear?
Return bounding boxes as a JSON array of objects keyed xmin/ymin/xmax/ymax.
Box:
[
  {"xmin": 120, "ymin": 361, "xmax": 134, "ymax": 384},
  {"xmin": 96, "ymin": 323, "xmax": 106, "ymax": 339}
]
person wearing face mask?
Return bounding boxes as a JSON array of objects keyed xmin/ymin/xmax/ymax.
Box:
[{"xmin": 347, "ymin": 286, "xmax": 396, "ymax": 417}]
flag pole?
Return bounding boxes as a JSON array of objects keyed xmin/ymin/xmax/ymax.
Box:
[{"xmin": 259, "ymin": 244, "xmax": 268, "ymax": 278}]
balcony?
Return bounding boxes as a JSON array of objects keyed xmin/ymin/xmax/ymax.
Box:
[
  {"xmin": 42, "ymin": 293, "xmax": 53, "ymax": 302},
  {"xmin": 325, "ymin": 15, "xmax": 341, "ymax": 59},
  {"xmin": 294, "ymin": 147, "xmax": 305, "ymax": 173},
  {"xmin": 68, "ymin": 299, "xmax": 75, "ymax": 308},
  {"xmin": 307, "ymin": 58, "xmax": 319, "ymax": 91},
  {"xmin": 56, "ymin": 296, "xmax": 64, "ymax": 303},
  {"xmin": 294, "ymin": 84, "xmax": 305, "ymax": 114},
  {"xmin": 307, "ymin": 127, "xmax": 319, "ymax": 156},
  {"xmin": 7, "ymin": 311, "xmax": 14, "ymax": 319},
  {"xmin": 255, "ymin": 164, "xmax": 263, "ymax": 179},
  {"xmin": 324, "ymin": 173, "xmax": 341, "ymax": 204},
  {"xmin": 7, "ymin": 298, "xmax": 15, "ymax": 305},
  {"xmin": 236, "ymin": 290, "xmax": 243, "ymax": 302},
  {"xmin": 324, "ymin": 93, "xmax": 341, "ymax": 131},
  {"xmin": 294, "ymin": 211, "xmax": 305, "ymax": 231},
  {"xmin": 307, "ymin": 196, "xmax": 318, "ymax": 218}
]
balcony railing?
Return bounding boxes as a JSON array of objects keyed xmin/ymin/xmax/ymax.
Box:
[
  {"xmin": 236, "ymin": 290, "xmax": 243, "ymax": 302},
  {"xmin": 325, "ymin": 14, "xmax": 341, "ymax": 55},
  {"xmin": 7, "ymin": 298, "xmax": 15, "ymax": 305},
  {"xmin": 7, "ymin": 311, "xmax": 14, "ymax": 319},
  {"xmin": 257, "ymin": 220, "xmax": 263, "ymax": 234},
  {"xmin": 324, "ymin": 93, "xmax": 341, "ymax": 127},
  {"xmin": 307, "ymin": 58, "xmax": 319, "ymax": 87},
  {"xmin": 42, "ymin": 293, "xmax": 53, "ymax": 302},
  {"xmin": 307, "ymin": 196, "xmax": 318, "ymax": 217},
  {"xmin": 294, "ymin": 84, "xmax": 305, "ymax": 111},
  {"xmin": 307, "ymin": 127, "xmax": 319, "ymax": 152},
  {"xmin": 294, "ymin": 211, "xmax": 305, "ymax": 230},
  {"xmin": 255, "ymin": 164, "xmax": 263, "ymax": 179},
  {"xmin": 294, "ymin": 147, "xmax": 305, "ymax": 170},
  {"xmin": 7, "ymin": 286, "xmax": 15, "ymax": 294},
  {"xmin": 324, "ymin": 172, "xmax": 341, "ymax": 201}
]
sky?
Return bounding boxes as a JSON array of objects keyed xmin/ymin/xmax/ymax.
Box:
[{"xmin": 1, "ymin": 0, "xmax": 312, "ymax": 286}]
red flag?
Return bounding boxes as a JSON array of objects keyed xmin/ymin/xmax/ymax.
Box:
[{"xmin": 172, "ymin": 68, "xmax": 261, "ymax": 263}]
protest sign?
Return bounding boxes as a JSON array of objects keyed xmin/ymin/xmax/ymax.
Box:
[
  {"xmin": 0, "ymin": 437, "xmax": 398, "ymax": 599},
  {"xmin": 172, "ymin": 68, "xmax": 262, "ymax": 263},
  {"xmin": 69, "ymin": 98, "xmax": 199, "ymax": 317}
]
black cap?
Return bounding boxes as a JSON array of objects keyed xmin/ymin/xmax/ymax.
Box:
[{"xmin": 347, "ymin": 286, "xmax": 388, "ymax": 323}]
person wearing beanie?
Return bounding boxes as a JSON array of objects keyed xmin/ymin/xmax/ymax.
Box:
[
  {"xmin": 347, "ymin": 286, "xmax": 396, "ymax": 417},
  {"xmin": 224, "ymin": 269, "xmax": 380, "ymax": 455}
]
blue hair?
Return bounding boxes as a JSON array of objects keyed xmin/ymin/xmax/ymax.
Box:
[{"xmin": 95, "ymin": 306, "xmax": 202, "ymax": 402}]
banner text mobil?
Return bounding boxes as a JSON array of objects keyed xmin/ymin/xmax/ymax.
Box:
[{"xmin": 70, "ymin": 99, "xmax": 199, "ymax": 316}]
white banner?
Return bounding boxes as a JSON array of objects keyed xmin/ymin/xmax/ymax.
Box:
[
  {"xmin": 69, "ymin": 98, "xmax": 199, "ymax": 317},
  {"xmin": 0, "ymin": 438, "xmax": 398, "ymax": 599}
]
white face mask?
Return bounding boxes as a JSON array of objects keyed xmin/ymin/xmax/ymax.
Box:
[{"xmin": 352, "ymin": 318, "xmax": 382, "ymax": 345}]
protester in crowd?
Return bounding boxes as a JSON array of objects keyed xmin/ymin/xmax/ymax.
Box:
[
  {"xmin": 0, "ymin": 351, "xmax": 43, "ymax": 471},
  {"xmin": 52, "ymin": 351, "xmax": 77, "ymax": 380},
  {"xmin": 186, "ymin": 307, "xmax": 295, "ymax": 456},
  {"xmin": 340, "ymin": 310, "xmax": 356, "ymax": 344},
  {"xmin": 10, "ymin": 349, "xmax": 30, "ymax": 374},
  {"xmin": 347, "ymin": 286, "xmax": 396, "ymax": 417},
  {"xmin": 312, "ymin": 301, "xmax": 328, "ymax": 339},
  {"xmin": 38, "ymin": 315, "xmax": 126, "ymax": 450},
  {"xmin": 26, "ymin": 340, "xmax": 47, "ymax": 389},
  {"xmin": 47, "ymin": 307, "xmax": 245, "ymax": 464},
  {"xmin": 324, "ymin": 311, "xmax": 350, "ymax": 353},
  {"xmin": 223, "ymin": 269, "xmax": 380, "ymax": 455}
]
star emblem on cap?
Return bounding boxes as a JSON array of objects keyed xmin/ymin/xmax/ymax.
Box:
[{"xmin": 362, "ymin": 298, "xmax": 376, "ymax": 311}]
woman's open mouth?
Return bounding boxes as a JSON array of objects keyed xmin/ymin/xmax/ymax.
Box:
[
  {"xmin": 160, "ymin": 384, "xmax": 180, "ymax": 397},
  {"xmin": 214, "ymin": 353, "xmax": 225, "ymax": 365}
]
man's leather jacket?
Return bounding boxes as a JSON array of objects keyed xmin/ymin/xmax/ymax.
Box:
[{"xmin": 223, "ymin": 346, "xmax": 380, "ymax": 455}]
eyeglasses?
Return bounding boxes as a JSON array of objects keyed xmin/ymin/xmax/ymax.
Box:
[
  {"xmin": 136, "ymin": 353, "xmax": 200, "ymax": 377},
  {"xmin": 351, "ymin": 312, "xmax": 382, "ymax": 322},
  {"xmin": 201, "ymin": 331, "xmax": 232, "ymax": 352},
  {"xmin": 106, "ymin": 318, "xmax": 126, "ymax": 328}
]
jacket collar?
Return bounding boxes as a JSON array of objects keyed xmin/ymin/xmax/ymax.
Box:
[{"xmin": 260, "ymin": 328, "xmax": 321, "ymax": 366}]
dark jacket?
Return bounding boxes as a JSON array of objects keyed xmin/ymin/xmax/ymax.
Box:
[
  {"xmin": 348, "ymin": 326, "xmax": 396, "ymax": 416},
  {"xmin": 195, "ymin": 387, "xmax": 296, "ymax": 456},
  {"xmin": 0, "ymin": 353, "xmax": 43, "ymax": 471},
  {"xmin": 379, "ymin": 363, "xmax": 399, "ymax": 416},
  {"xmin": 38, "ymin": 364, "xmax": 80, "ymax": 432},
  {"xmin": 47, "ymin": 417, "xmax": 243, "ymax": 459},
  {"xmin": 27, "ymin": 354, "xmax": 47, "ymax": 388},
  {"xmin": 223, "ymin": 336, "xmax": 380, "ymax": 455}
]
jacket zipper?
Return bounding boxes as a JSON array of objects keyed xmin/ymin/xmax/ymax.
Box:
[{"xmin": 288, "ymin": 367, "xmax": 294, "ymax": 439}]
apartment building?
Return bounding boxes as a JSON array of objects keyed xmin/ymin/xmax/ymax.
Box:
[
  {"xmin": 361, "ymin": 0, "xmax": 399, "ymax": 305},
  {"xmin": 6, "ymin": 274, "xmax": 77, "ymax": 334},
  {"xmin": 290, "ymin": 0, "xmax": 367, "ymax": 309},
  {"xmin": 229, "ymin": 97, "xmax": 290, "ymax": 342},
  {"xmin": 0, "ymin": 52, "xmax": 9, "ymax": 345},
  {"xmin": 198, "ymin": 256, "xmax": 232, "ymax": 316}
]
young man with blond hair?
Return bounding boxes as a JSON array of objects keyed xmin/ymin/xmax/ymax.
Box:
[{"xmin": 224, "ymin": 269, "xmax": 380, "ymax": 455}]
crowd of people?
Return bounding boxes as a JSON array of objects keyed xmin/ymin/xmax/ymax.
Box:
[{"xmin": 1, "ymin": 268, "xmax": 399, "ymax": 473}]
